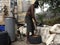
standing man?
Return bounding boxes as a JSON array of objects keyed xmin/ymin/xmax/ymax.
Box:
[{"xmin": 25, "ymin": 0, "xmax": 39, "ymax": 42}]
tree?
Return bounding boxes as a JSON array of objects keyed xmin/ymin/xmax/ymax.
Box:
[
  {"xmin": 37, "ymin": 0, "xmax": 60, "ymax": 25},
  {"xmin": 38, "ymin": 0, "xmax": 60, "ymax": 16},
  {"xmin": 3, "ymin": 5, "xmax": 8, "ymax": 17}
]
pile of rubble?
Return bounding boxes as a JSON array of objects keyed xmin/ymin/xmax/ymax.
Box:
[
  {"xmin": 19, "ymin": 24, "xmax": 60, "ymax": 45},
  {"xmin": 40, "ymin": 24, "xmax": 60, "ymax": 45}
]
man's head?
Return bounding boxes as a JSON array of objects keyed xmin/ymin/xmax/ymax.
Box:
[{"xmin": 34, "ymin": 0, "xmax": 39, "ymax": 8}]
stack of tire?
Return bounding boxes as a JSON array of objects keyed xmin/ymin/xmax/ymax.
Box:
[
  {"xmin": 28, "ymin": 35, "xmax": 42, "ymax": 44},
  {"xmin": 0, "ymin": 31, "xmax": 11, "ymax": 45}
]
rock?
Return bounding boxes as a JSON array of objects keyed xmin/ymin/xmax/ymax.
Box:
[
  {"xmin": 45, "ymin": 34, "xmax": 56, "ymax": 45},
  {"xmin": 40, "ymin": 43, "xmax": 46, "ymax": 45},
  {"xmin": 19, "ymin": 26, "xmax": 27, "ymax": 35},
  {"xmin": 53, "ymin": 34, "xmax": 60, "ymax": 44},
  {"xmin": 50, "ymin": 24, "xmax": 60, "ymax": 34}
]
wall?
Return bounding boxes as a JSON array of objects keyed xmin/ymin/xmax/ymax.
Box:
[
  {"xmin": 17, "ymin": 0, "xmax": 35, "ymax": 23},
  {"xmin": 0, "ymin": 0, "xmax": 35, "ymax": 24}
]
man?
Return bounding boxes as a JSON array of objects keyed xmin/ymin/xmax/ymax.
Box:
[{"xmin": 25, "ymin": 0, "xmax": 39, "ymax": 41}]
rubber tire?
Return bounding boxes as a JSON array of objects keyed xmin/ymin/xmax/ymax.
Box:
[
  {"xmin": 0, "ymin": 31, "xmax": 11, "ymax": 45},
  {"xmin": 28, "ymin": 35, "xmax": 42, "ymax": 44}
]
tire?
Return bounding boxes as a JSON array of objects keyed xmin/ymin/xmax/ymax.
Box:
[
  {"xmin": 28, "ymin": 35, "xmax": 42, "ymax": 44},
  {"xmin": 8, "ymin": 35, "xmax": 11, "ymax": 45},
  {"xmin": 0, "ymin": 31, "xmax": 11, "ymax": 45}
]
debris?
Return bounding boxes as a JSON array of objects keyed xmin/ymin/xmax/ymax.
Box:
[
  {"xmin": 50, "ymin": 24, "xmax": 60, "ymax": 34},
  {"xmin": 45, "ymin": 34, "xmax": 56, "ymax": 45}
]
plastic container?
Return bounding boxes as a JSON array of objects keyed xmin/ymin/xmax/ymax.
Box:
[{"xmin": 0, "ymin": 25, "xmax": 5, "ymax": 31}]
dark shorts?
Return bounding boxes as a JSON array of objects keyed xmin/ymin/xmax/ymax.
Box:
[{"xmin": 25, "ymin": 15, "xmax": 35, "ymax": 32}]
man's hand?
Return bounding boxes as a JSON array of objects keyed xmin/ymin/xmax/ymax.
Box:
[{"xmin": 35, "ymin": 21, "xmax": 38, "ymax": 26}]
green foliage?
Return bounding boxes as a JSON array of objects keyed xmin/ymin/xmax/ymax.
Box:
[
  {"xmin": 36, "ymin": 14, "xmax": 60, "ymax": 26},
  {"xmin": 36, "ymin": 14, "xmax": 44, "ymax": 23},
  {"xmin": 57, "ymin": 7, "xmax": 60, "ymax": 12},
  {"xmin": 37, "ymin": 0, "xmax": 60, "ymax": 25},
  {"xmin": 44, "ymin": 17, "xmax": 60, "ymax": 26}
]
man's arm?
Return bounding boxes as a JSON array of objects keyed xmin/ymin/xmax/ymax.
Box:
[{"xmin": 31, "ymin": 5, "xmax": 37, "ymax": 25}]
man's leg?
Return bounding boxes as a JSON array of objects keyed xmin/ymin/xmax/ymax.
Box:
[
  {"xmin": 32, "ymin": 30, "xmax": 34, "ymax": 36},
  {"xmin": 27, "ymin": 32, "xmax": 29, "ymax": 41}
]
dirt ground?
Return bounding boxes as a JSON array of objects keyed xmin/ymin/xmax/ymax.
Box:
[
  {"xmin": 12, "ymin": 41, "xmax": 45, "ymax": 45},
  {"xmin": 12, "ymin": 37, "xmax": 45, "ymax": 45}
]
